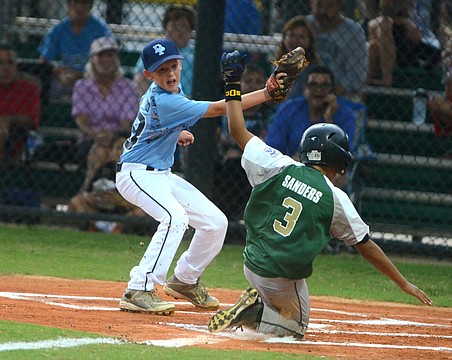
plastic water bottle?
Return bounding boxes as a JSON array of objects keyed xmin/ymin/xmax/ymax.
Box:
[
  {"xmin": 412, "ymin": 88, "xmax": 428, "ymax": 126},
  {"xmin": 27, "ymin": 132, "xmax": 36, "ymax": 157}
]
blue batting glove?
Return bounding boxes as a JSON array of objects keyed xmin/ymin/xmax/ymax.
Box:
[{"xmin": 221, "ymin": 51, "xmax": 247, "ymax": 83}]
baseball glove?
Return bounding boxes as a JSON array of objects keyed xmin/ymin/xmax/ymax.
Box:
[{"xmin": 266, "ymin": 46, "xmax": 309, "ymax": 103}]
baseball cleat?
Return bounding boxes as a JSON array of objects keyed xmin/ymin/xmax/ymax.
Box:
[
  {"xmin": 163, "ymin": 275, "xmax": 219, "ymax": 309},
  {"xmin": 119, "ymin": 289, "xmax": 175, "ymax": 315},
  {"xmin": 208, "ymin": 287, "xmax": 262, "ymax": 333}
]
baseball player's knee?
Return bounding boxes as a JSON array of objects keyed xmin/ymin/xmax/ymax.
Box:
[
  {"xmin": 209, "ymin": 211, "xmax": 228, "ymax": 234},
  {"xmin": 168, "ymin": 210, "xmax": 189, "ymax": 230}
]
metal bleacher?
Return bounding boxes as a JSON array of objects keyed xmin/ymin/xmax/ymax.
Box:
[{"xmin": 361, "ymin": 84, "xmax": 452, "ymax": 241}]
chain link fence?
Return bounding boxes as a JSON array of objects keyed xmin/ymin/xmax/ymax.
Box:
[{"xmin": 0, "ymin": 0, "xmax": 451, "ymax": 257}]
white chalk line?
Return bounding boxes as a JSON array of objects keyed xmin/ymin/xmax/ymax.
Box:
[
  {"xmin": 0, "ymin": 337, "xmax": 123, "ymax": 352},
  {"xmin": 1, "ymin": 291, "xmax": 451, "ymax": 353},
  {"xmin": 2, "ymin": 291, "xmax": 451, "ymax": 329},
  {"xmin": 154, "ymin": 322, "xmax": 452, "ymax": 352}
]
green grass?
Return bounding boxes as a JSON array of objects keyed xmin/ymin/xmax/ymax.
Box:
[
  {"xmin": 0, "ymin": 224, "xmax": 450, "ymax": 359},
  {"xmin": 0, "ymin": 321, "xmax": 321, "ymax": 359},
  {"xmin": 0, "ymin": 224, "xmax": 450, "ymax": 306}
]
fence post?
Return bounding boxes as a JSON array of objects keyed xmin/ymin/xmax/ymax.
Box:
[{"xmin": 185, "ymin": 0, "xmax": 226, "ymax": 199}]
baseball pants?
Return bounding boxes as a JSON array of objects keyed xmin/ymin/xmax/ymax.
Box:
[
  {"xmin": 244, "ymin": 265, "xmax": 309, "ymax": 337},
  {"xmin": 116, "ymin": 166, "xmax": 227, "ymax": 291}
]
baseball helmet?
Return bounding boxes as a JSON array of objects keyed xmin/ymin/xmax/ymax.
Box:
[{"xmin": 298, "ymin": 123, "xmax": 353, "ymax": 175}]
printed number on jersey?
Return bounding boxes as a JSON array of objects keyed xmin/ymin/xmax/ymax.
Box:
[{"xmin": 273, "ymin": 197, "xmax": 302, "ymax": 237}]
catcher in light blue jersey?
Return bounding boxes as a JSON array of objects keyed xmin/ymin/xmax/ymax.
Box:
[
  {"xmin": 115, "ymin": 39, "xmax": 283, "ymax": 315},
  {"xmin": 208, "ymin": 50, "xmax": 433, "ymax": 338}
]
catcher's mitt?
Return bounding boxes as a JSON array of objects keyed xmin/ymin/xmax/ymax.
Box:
[{"xmin": 266, "ymin": 46, "xmax": 309, "ymax": 103}]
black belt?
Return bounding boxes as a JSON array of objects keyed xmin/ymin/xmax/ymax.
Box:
[{"xmin": 116, "ymin": 163, "xmax": 162, "ymax": 172}]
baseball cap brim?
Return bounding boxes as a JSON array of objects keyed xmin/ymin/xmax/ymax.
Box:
[{"xmin": 147, "ymin": 54, "xmax": 183, "ymax": 72}]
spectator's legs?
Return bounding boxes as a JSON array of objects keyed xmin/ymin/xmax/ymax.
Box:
[
  {"xmin": 68, "ymin": 192, "xmax": 96, "ymax": 213},
  {"xmin": 80, "ymin": 141, "xmax": 110, "ymax": 192},
  {"xmin": 367, "ymin": 16, "xmax": 396, "ymax": 86},
  {"xmin": 0, "ymin": 123, "xmax": 9, "ymax": 165}
]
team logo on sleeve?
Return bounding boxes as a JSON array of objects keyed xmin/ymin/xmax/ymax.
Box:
[
  {"xmin": 264, "ymin": 146, "xmax": 280, "ymax": 158},
  {"xmin": 153, "ymin": 44, "xmax": 165, "ymax": 56}
]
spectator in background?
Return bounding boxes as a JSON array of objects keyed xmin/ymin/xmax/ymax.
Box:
[
  {"xmin": 224, "ymin": 0, "xmax": 262, "ymax": 35},
  {"xmin": 0, "ymin": 42, "xmax": 40, "ymax": 166},
  {"xmin": 38, "ymin": 0, "xmax": 112, "ymax": 100},
  {"xmin": 429, "ymin": 70, "xmax": 452, "ymax": 139},
  {"xmin": 272, "ymin": 0, "xmax": 312, "ymax": 32},
  {"xmin": 306, "ymin": 0, "xmax": 368, "ymax": 101},
  {"xmin": 72, "ymin": 37, "xmax": 138, "ymax": 193},
  {"xmin": 134, "ymin": 4, "xmax": 196, "ymax": 97},
  {"xmin": 439, "ymin": 0, "xmax": 452, "ymax": 52},
  {"xmin": 215, "ymin": 63, "xmax": 274, "ymax": 220},
  {"xmin": 366, "ymin": 0, "xmax": 442, "ymax": 87},
  {"xmin": 68, "ymin": 132, "xmax": 146, "ymax": 234},
  {"xmin": 265, "ymin": 65, "xmax": 356, "ymax": 191},
  {"xmin": 273, "ymin": 15, "xmax": 322, "ymax": 99},
  {"xmin": 223, "ymin": 0, "xmax": 264, "ymax": 64}
]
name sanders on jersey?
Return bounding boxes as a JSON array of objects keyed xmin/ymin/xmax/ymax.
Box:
[{"xmin": 281, "ymin": 175, "xmax": 323, "ymax": 203}]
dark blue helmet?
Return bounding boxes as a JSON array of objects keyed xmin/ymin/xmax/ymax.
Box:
[{"xmin": 298, "ymin": 123, "xmax": 353, "ymax": 175}]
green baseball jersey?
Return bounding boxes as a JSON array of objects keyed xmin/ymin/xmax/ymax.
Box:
[{"xmin": 241, "ymin": 137, "xmax": 369, "ymax": 280}]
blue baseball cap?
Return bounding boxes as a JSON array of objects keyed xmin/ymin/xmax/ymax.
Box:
[{"xmin": 141, "ymin": 38, "xmax": 183, "ymax": 72}]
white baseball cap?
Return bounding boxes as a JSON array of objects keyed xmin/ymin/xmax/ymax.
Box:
[{"xmin": 90, "ymin": 37, "xmax": 119, "ymax": 56}]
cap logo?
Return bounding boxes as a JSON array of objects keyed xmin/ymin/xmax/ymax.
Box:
[
  {"xmin": 307, "ymin": 150, "xmax": 321, "ymax": 161},
  {"xmin": 153, "ymin": 44, "xmax": 166, "ymax": 56}
]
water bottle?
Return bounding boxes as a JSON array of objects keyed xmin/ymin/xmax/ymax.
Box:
[
  {"xmin": 27, "ymin": 131, "xmax": 36, "ymax": 157},
  {"xmin": 21, "ymin": 130, "xmax": 36, "ymax": 162},
  {"xmin": 412, "ymin": 88, "xmax": 428, "ymax": 126}
]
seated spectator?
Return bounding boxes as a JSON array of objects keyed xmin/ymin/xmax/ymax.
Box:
[
  {"xmin": 272, "ymin": 0, "xmax": 312, "ymax": 32},
  {"xmin": 224, "ymin": 0, "xmax": 262, "ymax": 35},
  {"xmin": 411, "ymin": 0, "xmax": 442, "ymax": 50},
  {"xmin": 366, "ymin": 0, "xmax": 442, "ymax": 86},
  {"xmin": 38, "ymin": 0, "xmax": 112, "ymax": 100},
  {"xmin": 68, "ymin": 132, "xmax": 145, "ymax": 233},
  {"xmin": 215, "ymin": 63, "xmax": 274, "ymax": 220},
  {"xmin": 72, "ymin": 37, "xmax": 139, "ymax": 192},
  {"xmin": 223, "ymin": 0, "xmax": 264, "ymax": 63},
  {"xmin": 265, "ymin": 64, "xmax": 356, "ymax": 189},
  {"xmin": 439, "ymin": 0, "xmax": 452, "ymax": 52},
  {"xmin": 273, "ymin": 15, "xmax": 322, "ymax": 99},
  {"xmin": 134, "ymin": 4, "xmax": 196, "ymax": 97},
  {"xmin": 69, "ymin": 130, "xmax": 195, "ymax": 233},
  {"xmin": 0, "ymin": 42, "xmax": 40, "ymax": 166},
  {"xmin": 306, "ymin": 0, "xmax": 368, "ymax": 101},
  {"xmin": 429, "ymin": 70, "xmax": 452, "ymax": 139}
]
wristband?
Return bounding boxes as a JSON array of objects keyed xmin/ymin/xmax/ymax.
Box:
[{"xmin": 225, "ymin": 83, "xmax": 241, "ymax": 102}]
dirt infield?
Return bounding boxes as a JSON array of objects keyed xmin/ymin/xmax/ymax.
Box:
[{"xmin": 1, "ymin": 275, "xmax": 451, "ymax": 359}]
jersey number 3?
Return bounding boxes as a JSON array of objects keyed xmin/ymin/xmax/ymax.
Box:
[{"xmin": 273, "ymin": 197, "xmax": 302, "ymax": 237}]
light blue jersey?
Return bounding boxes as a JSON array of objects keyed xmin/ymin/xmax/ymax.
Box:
[
  {"xmin": 38, "ymin": 15, "xmax": 111, "ymax": 71},
  {"xmin": 120, "ymin": 83, "xmax": 210, "ymax": 169}
]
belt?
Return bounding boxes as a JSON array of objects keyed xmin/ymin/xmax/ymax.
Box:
[{"xmin": 116, "ymin": 163, "xmax": 167, "ymax": 172}]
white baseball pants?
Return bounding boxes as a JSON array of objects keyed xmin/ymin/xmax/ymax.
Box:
[{"xmin": 116, "ymin": 166, "xmax": 227, "ymax": 291}]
